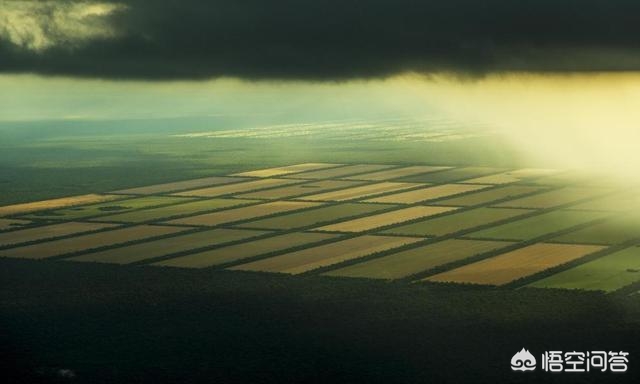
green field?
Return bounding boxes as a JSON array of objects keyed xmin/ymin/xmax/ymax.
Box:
[
  {"xmin": 23, "ymin": 195, "xmax": 194, "ymax": 220},
  {"xmin": 493, "ymin": 187, "xmax": 611, "ymax": 209},
  {"xmin": 324, "ymin": 239, "xmax": 512, "ymax": 279},
  {"xmin": 93, "ymin": 198, "xmax": 258, "ymax": 223},
  {"xmin": 398, "ymin": 167, "xmax": 504, "ymax": 183},
  {"xmin": 432, "ymin": 185, "xmax": 545, "ymax": 206},
  {"xmin": 466, "ymin": 210, "xmax": 610, "ymax": 241},
  {"xmin": 528, "ymin": 246, "xmax": 640, "ymax": 292},
  {"xmin": 379, "ymin": 207, "xmax": 531, "ymax": 237},
  {"xmin": 235, "ymin": 202, "xmax": 396, "ymax": 230},
  {"xmin": 551, "ymin": 216, "xmax": 640, "ymax": 245}
]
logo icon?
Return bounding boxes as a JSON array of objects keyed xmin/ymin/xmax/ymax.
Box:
[{"xmin": 511, "ymin": 348, "xmax": 537, "ymax": 371}]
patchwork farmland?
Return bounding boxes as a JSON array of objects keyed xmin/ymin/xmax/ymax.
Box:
[{"xmin": 1, "ymin": 163, "xmax": 639, "ymax": 293}]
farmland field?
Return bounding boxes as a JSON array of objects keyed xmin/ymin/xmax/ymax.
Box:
[
  {"xmin": 155, "ymin": 232, "xmax": 338, "ymax": 268},
  {"xmin": 397, "ymin": 167, "xmax": 504, "ymax": 183},
  {"xmin": 236, "ymin": 202, "xmax": 395, "ymax": 230},
  {"xmin": 528, "ymin": 246, "xmax": 640, "ymax": 292},
  {"xmin": 0, "ymin": 194, "xmax": 123, "ymax": 217},
  {"xmin": 315, "ymin": 205, "xmax": 457, "ymax": 232},
  {"xmin": 114, "ymin": 176, "xmax": 247, "ymax": 195},
  {"xmin": 0, "ymin": 218, "xmax": 31, "ymax": 231},
  {"xmin": 380, "ymin": 207, "xmax": 531, "ymax": 237},
  {"xmin": 0, "ymin": 224, "xmax": 189, "ymax": 259},
  {"xmin": 550, "ymin": 216, "xmax": 640, "ymax": 245},
  {"xmin": 432, "ymin": 185, "xmax": 545, "ymax": 206},
  {"xmin": 235, "ymin": 179, "xmax": 364, "ymax": 200},
  {"xmin": 299, "ymin": 181, "xmax": 420, "ymax": 201},
  {"xmin": 70, "ymin": 228, "xmax": 269, "ymax": 264},
  {"xmin": 232, "ymin": 163, "xmax": 340, "ymax": 177},
  {"xmin": 165, "ymin": 201, "xmax": 322, "ymax": 226},
  {"xmin": 466, "ymin": 210, "xmax": 610, "ymax": 241},
  {"xmin": 23, "ymin": 195, "xmax": 194, "ymax": 220},
  {"xmin": 461, "ymin": 168, "xmax": 558, "ymax": 185},
  {"xmin": 230, "ymin": 235, "xmax": 422, "ymax": 274},
  {"xmin": 343, "ymin": 165, "xmax": 451, "ymax": 181},
  {"xmin": 0, "ymin": 221, "xmax": 117, "ymax": 247},
  {"xmin": 92, "ymin": 198, "xmax": 258, "ymax": 223},
  {"xmin": 324, "ymin": 239, "xmax": 512, "ymax": 279},
  {"xmin": 282, "ymin": 164, "xmax": 394, "ymax": 179},
  {"xmin": 172, "ymin": 178, "xmax": 301, "ymax": 197},
  {"xmin": 365, "ymin": 183, "xmax": 490, "ymax": 204},
  {"xmin": 426, "ymin": 243, "xmax": 605, "ymax": 286},
  {"xmin": 493, "ymin": 187, "xmax": 611, "ymax": 209}
]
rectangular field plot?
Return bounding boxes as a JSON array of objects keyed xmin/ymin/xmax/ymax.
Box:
[
  {"xmin": 0, "ymin": 222, "xmax": 117, "ymax": 247},
  {"xmin": 113, "ymin": 176, "xmax": 246, "ymax": 194},
  {"xmin": 433, "ymin": 185, "xmax": 545, "ymax": 207},
  {"xmin": 550, "ymin": 216, "xmax": 640, "ymax": 245},
  {"xmin": 236, "ymin": 203, "xmax": 396, "ymax": 230},
  {"xmin": 569, "ymin": 192, "xmax": 640, "ymax": 213},
  {"xmin": 173, "ymin": 178, "xmax": 301, "ymax": 197},
  {"xmin": 230, "ymin": 235, "xmax": 422, "ymax": 274},
  {"xmin": 154, "ymin": 232, "xmax": 338, "ymax": 268},
  {"xmin": 0, "ymin": 225, "xmax": 189, "ymax": 259},
  {"xmin": 24, "ymin": 196, "xmax": 194, "ymax": 221},
  {"xmin": 299, "ymin": 182, "xmax": 420, "ymax": 202},
  {"xmin": 165, "ymin": 201, "xmax": 322, "ymax": 227},
  {"xmin": 315, "ymin": 206, "xmax": 457, "ymax": 233},
  {"xmin": 494, "ymin": 187, "xmax": 611, "ymax": 209},
  {"xmin": 365, "ymin": 184, "xmax": 490, "ymax": 204},
  {"xmin": 344, "ymin": 166, "xmax": 451, "ymax": 181},
  {"xmin": 235, "ymin": 180, "xmax": 364, "ymax": 200},
  {"xmin": 69, "ymin": 228, "xmax": 269, "ymax": 264},
  {"xmin": 426, "ymin": 243, "xmax": 605, "ymax": 286},
  {"xmin": 380, "ymin": 208, "xmax": 531, "ymax": 237},
  {"xmin": 325, "ymin": 239, "xmax": 512, "ymax": 280},
  {"xmin": 232, "ymin": 163, "xmax": 341, "ymax": 177},
  {"xmin": 462, "ymin": 168, "xmax": 559, "ymax": 185},
  {"xmin": 91, "ymin": 198, "xmax": 258, "ymax": 223},
  {"xmin": 528, "ymin": 246, "xmax": 640, "ymax": 292},
  {"xmin": 466, "ymin": 210, "xmax": 609, "ymax": 241},
  {"xmin": 283, "ymin": 164, "xmax": 394, "ymax": 180},
  {"xmin": 0, "ymin": 194, "xmax": 122, "ymax": 217},
  {"xmin": 0, "ymin": 218, "xmax": 31, "ymax": 231},
  {"xmin": 397, "ymin": 167, "xmax": 503, "ymax": 184}
]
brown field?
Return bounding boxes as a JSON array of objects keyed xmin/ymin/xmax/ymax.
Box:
[
  {"xmin": 154, "ymin": 232, "xmax": 338, "ymax": 268},
  {"xmin": 232, "ymin": 163, "xmax": 341, "ymax": 177},
  {"xmin": 0, "ymin": 194, "xmax": 124, "ymax": 217},
  {"xmin": 114, "ymin": 176, "xmax": 246, "ymax": 194},
  {"xmin": 0, "ymin": 222, "xmax": 117, "ymax": 247},
  {"xmin": 69, "ymin": 228, "xmax": 269, "ymax": 264},
  {"xmin": 165, "ymin": 201, "xmax": 322, "ymax": 226},
  {"xmin": 0, "ymin": 225, "xmax": 189, "ymax": 259},
  {"xmin": 315, "ymin": 206, "xmax": 457, "ymax": 232},
  {"xmin": 172, "ymin": 178, "xmax": 301, "ymax": 197},
  {"xmin": 425, "ymin": 243, "xmax": 605, "ymax": 286},
  {"xmin": 432, "ymin": 185, "xmax": 545, "ymax": 207},
  {"xmin": 493, "ymin": 187, "xmax": 611, "ymax": 209},
  {"xmin": 0, "ymin": 218, "xmax": 31, "ymax": 231},
  {"xmin": 235, "ymin": 179, "xmax": 364, "ymax": 200},
  {"xmin": 344, "ymin": 166, "xmax": 452, "ymax": 181},
  {"xmin": 283, "ymin": 164, "xmax": 394, "ymax": 179},
  {"xmin": 230, "ymin": 235, "xmax": 422, "ymax": 274},
  {"xmin": 365, "ymin": 184, "xmax": 490, "ymax": 204},
  {"xmin": 324, "ymin": 239, "xmax": 512, "ymax": 280},
  {"xmin": 299, "ymin": 182, "xmax": 420, "ymax": 202}
]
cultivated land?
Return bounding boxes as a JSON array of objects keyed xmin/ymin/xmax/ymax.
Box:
[
  {"xmin": 165, "ymin": 201, "xmax": 322, "ymax": 226},
  {"xmin": 0, "ymin": 224, "xmax": 188, "ymax": 259},
  {"xmin": 380, "ymin": 207, "xmax": 531, "ymax": 237},
  {"xmin": 70, "ymin": 228, "xmax": 269, "ymax": 264},
  {"xmin": 24, "ymin": 195, "xmax": 193, "ymax": 220},
  {"xmin": 315, "ymin": 206, "xmax": 457, "ymax": 233},
  {"xmin": 91, "ymin": 198, "xmax": 258, "ymax": 223},
  {"xmin": 230, "ymin": 235, "xmax": 422, "ymax": 274},
  {"xmin": 0, "ymin": 161, "xmax": 638, "ymax": 294},
  {"xmin": 235, "ymin": 179, "xmax": 364, "ymax": 200},
  {"xmin": 528, "ymin": 246, "xmax": 640, "ymax": 292},
  {"xmin": 299, "ymin": 181, "xmax": 420, "ymax": 201},
  {"xmin": 155, "ymin": 232, "xmax": 337, "ymax": 268},
  {"xmin": 426, "ymin": 243, "xmax": 605, "ymax": 286},
  {"xmin": 365, "ymin": 183, "xmax": 490, "ymax": 204},
  {"xmin": 236, "ymin": 203, "xmax": 395, "ymax": 230},
  {"xmin": 324, "ymin": 239, "xmax": 512, "ymax": 279}
]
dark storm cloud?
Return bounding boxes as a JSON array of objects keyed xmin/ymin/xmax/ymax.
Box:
[{"xmin": 2, "ymin": 0, "xmax": 640, "ymax": 80}]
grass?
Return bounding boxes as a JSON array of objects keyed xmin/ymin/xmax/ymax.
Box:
[
  {"xmin": 528, "ymin": 246, "xmax": 640, "ymax": 292},
  {"xmin": 379, "ymin": 207, "xmax": 531, "ymax": 237}
]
